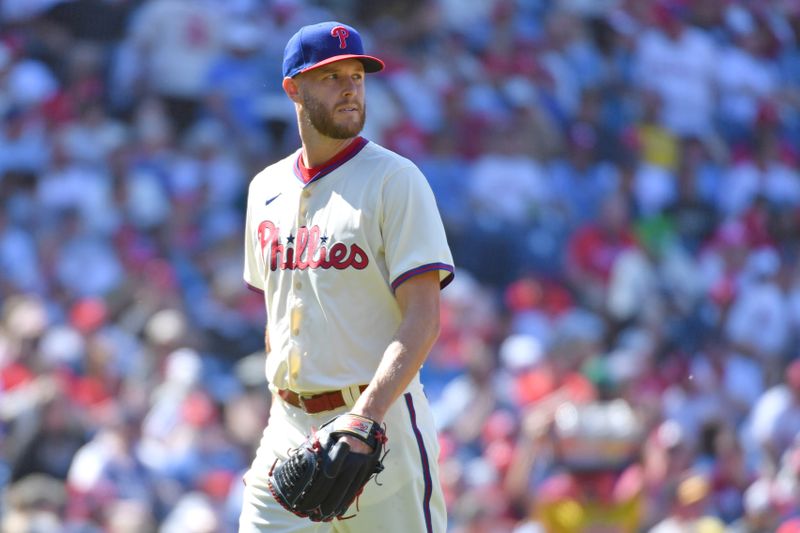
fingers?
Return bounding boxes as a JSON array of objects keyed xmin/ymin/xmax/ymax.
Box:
[{"xmin": 338, "ymin": 434, "xmax": 373, "ymax": 454}]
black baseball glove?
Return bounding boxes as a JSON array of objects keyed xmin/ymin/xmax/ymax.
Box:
[{"xmin": 268, "ymin": 413, "xmax": 387, "ymax": 522}]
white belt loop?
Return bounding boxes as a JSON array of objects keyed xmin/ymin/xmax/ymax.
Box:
[{"xmin": 342, "ymin": 384, "xmax": 363, "ymax": 408}]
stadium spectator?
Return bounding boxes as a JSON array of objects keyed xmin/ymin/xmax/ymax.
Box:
[{"xmin": 1, "ymin": 1, "xmax": 800, "ymax": 531}]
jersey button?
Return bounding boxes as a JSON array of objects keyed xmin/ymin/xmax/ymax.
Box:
[
  {"xmin": 294, "ymin": 281, "xmax": 302, "ymax": 290},
  {"xmin": 292, "ymin": 328, "xmax": 300, "ymax": 336},
  {"xmin": 302, "ymin": 190, "xmax": 311, "ymax": 198}
]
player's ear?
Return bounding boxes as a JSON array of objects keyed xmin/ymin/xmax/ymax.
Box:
[{"xmin": 283, "ymin": 77, "xmax": 302, "ymax": 104}]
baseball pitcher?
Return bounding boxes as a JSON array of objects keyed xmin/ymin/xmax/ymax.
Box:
[{"xmin": 239, "ymin": 21, "xmax": 454, "ymax": 533}]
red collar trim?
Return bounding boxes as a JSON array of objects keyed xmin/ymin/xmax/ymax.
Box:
[{"xmin": 294, "ymin": 137, "xmax": 368, "ymax": 185}]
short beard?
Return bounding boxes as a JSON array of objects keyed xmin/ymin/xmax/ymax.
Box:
[{"xmin": 300, "ymin": 90, "xmax": 365, "ymax": 139}]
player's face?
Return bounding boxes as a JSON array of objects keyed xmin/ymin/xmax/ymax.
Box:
[{"xmin": 298, "ymin": 59, "xmax": 366, "ymax": 139}]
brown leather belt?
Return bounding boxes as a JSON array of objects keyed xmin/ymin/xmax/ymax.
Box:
[{"xmin": 277, "ymin": 385, "xmax": 368, "ymax": 414}]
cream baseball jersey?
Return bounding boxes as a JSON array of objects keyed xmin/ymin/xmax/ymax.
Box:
[{"xmin": 243, "ymin": 137, "xmax": 454, "ymax": 393}]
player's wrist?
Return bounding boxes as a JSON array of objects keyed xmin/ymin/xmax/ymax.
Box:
[
  {"xmin": 349, "ymin": 402, "xmax": 386, "ymax": 425},
  {"xmin": 341, "ymin": 412, "xmax": 379, "ymax": 425},
  {"xmin": 349, "ymin": 409, "xmax": 383, "ymax": 425},
  {"xmin": 352, "ymin": 384, "xmax": 394, "ymax": 423}
]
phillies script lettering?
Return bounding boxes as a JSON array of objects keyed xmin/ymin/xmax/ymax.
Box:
[{"xmin": 258, "ymin": 221, "xmax": 368, "ymax": 271}]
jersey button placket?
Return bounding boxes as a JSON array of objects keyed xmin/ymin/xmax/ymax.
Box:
[
  {"xmin": 299, "ymin": 186, "xmax": 311, "ymax": 218},
  {"xmin": 290, "ymin": 187, "xmax": 308, "ymax": 339},
  {"xmin": 290, "ymin": 305, "xmax": 301, "ymax": 337}
]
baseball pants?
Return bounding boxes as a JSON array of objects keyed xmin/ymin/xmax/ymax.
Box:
[{"xmin": 238, "ymin": 378, "xmax": 447, "ymax": 532}]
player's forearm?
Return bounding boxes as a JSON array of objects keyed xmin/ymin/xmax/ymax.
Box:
[
  {"xmin": 353, "ymin": 314, "xmax": 440, "ymax": 423},
  {"xmin": 352, "ymin": 272, "xmax": 441, "ymax": 423}
]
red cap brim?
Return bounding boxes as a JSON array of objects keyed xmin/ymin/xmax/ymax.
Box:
[{"xmin": 298, "ymin": 54, "xmax": 384, "ymax": 75}]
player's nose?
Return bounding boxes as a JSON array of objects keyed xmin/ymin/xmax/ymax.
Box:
[{"xmin": 340, "ymin": 77, "xmax": 359, "ymax": 96}]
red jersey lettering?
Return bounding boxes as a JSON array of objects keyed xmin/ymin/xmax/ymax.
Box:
[{"xmin": 258, "ymin": 221, "xmax": 368, "ymax": 271}]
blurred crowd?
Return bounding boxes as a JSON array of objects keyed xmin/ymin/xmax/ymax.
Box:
[{"xmin": 1, "ymin": 0, "xmax": 800, "ymax": 531}]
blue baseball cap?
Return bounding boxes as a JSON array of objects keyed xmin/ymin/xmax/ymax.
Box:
[{"xmin": 282, "ymin": 21, "xmax": 385, "ymax": 78}]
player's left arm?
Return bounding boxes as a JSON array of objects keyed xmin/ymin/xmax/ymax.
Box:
[{"xmin": 343, "ymin": 270, "xmax": 441, "ymax": 452}]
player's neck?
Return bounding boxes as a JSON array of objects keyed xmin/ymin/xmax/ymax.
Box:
[{"xmin": 301, "ymin": 136, "xmax": 358, "ymax": 169}]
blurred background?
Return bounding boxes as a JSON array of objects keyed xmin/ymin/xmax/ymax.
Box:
[{"xmin": 1, "ymin": 0, "xmax": 800, "ymax": 532}]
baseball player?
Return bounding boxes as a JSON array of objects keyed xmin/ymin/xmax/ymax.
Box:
[{"xmin": 239, "ymin": 21, "xmax": 454, "ymax": 533}]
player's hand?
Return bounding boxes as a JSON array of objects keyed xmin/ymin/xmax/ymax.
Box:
[
  {"xmin": 268, "ymin": 413, "xmax": 386, "ymax": 522},
  {"xmin": 339, "ymin": 433, "xmax": 373, "ymax": 454}
]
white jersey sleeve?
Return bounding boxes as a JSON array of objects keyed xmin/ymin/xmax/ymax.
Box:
[{"xmin": 381, "ymin": 164, "xmax": 454, "ymax": 291}]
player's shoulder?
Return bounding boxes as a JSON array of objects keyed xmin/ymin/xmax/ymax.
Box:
[
  {"xmin": 360, "ymin": 141, "xmax": 424, "ymax": 182},
  {"xmin": 361, "ymin": 140, "xmax": 414, "ymax": 168}
]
